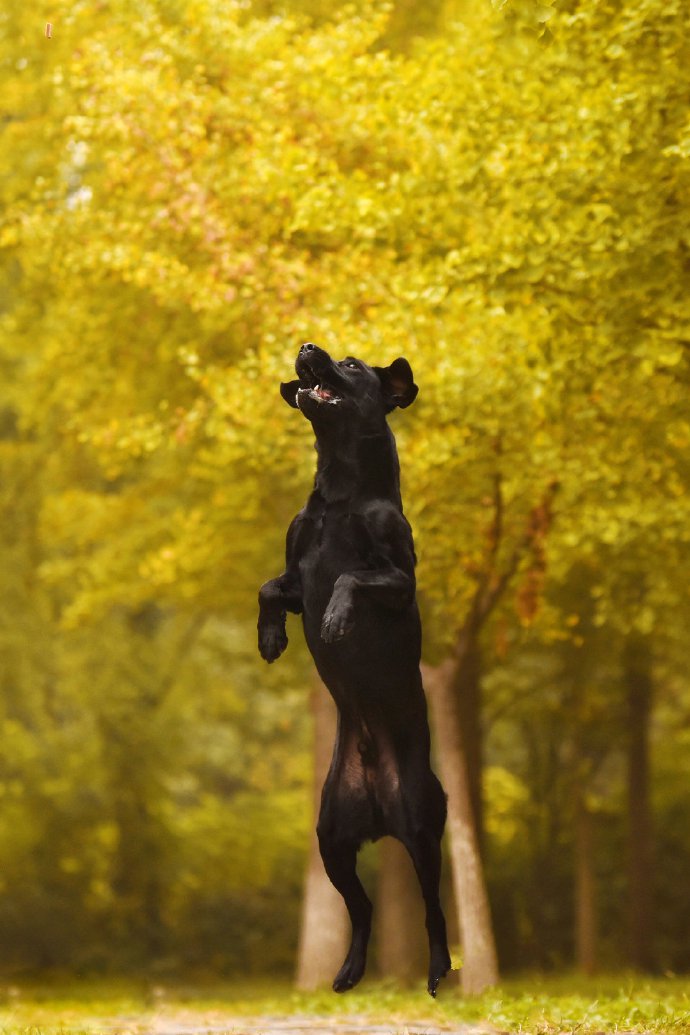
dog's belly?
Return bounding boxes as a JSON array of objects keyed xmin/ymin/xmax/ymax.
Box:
[{"xmin": 319, "ymin": 720, "xmax": 414, "ymax": 843}]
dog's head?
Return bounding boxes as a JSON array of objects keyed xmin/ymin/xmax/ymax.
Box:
[{"xmin": 280, "ymin": 343, "xmax": 417, "ymax": 429}]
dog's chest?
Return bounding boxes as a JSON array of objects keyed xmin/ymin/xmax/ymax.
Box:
[{"xmin": 300, "ymin": 507, "xmax": 370, "ymax": 606}]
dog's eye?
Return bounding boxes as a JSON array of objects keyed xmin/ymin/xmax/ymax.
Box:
[{"xmin": 345, "ymin": 361, "xmax": 359, "ymax": 370}]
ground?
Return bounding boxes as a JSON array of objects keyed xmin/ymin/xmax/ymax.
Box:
[{"xmin": 1, "ymin": 976, "xmax": 689, "ymax": 1034}]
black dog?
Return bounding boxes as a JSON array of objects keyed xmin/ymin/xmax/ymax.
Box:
[{"xmin": 258, "ymin": 343, "xmax": 450, "ymax": 996}]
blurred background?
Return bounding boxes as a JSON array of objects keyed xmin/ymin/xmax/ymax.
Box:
[{"xmin": 1, "ymin": 0, "xmax": 689, "ymax": 988}]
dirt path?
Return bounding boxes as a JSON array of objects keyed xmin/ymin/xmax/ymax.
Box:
[{"xmin": 75, "ymin": 1014, "xmax": 496, "ymax": 1035}]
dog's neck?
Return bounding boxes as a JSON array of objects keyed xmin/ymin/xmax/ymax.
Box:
[{"xmin": 312, "ymin": 424, "xmax": 402, "ymax": 507}]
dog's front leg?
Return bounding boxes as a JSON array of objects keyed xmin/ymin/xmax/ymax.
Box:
[
  {"xmin": 258, "ymin": 512, "xmax": 307, "ymax": 662},
  {"xmin": 258, "ymin": 575, "xmax": 301, "ymax": 662},
  {"xmin": 321, "ymin": 568, "xmax": 414, "ymax": 643}
]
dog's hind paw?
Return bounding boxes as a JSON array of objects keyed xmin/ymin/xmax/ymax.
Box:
[
  {"xmin": 427, "ymin": 949, "xmax": 452, "ymax": 997},
  {"xmin": 332, "ymin": 953, "xmax": 366, "ymax": 993},
  {"xmin": 320, "ymin": 600, "xmax": 354, "ymax": 643},
  {"xmin": 258, "ymin": 622, "xmax": 288, "ymax": 662}
]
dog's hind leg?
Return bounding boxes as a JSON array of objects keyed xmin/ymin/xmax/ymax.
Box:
[
  {"xmin": 397, "ymin": 774, "xmax": 451, "ymax": 997},
  {"xmin": 401, "ymin": 828, "xmax": 451, "ymax": 996},
  {"xmin": 317, "ymin": 831, "xmax": 373, "ymax": 992}
]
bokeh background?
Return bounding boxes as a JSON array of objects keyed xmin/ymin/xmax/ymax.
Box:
[{"xmin": 1, "ymin": 0, "xmax": 689, "ymax": 986}]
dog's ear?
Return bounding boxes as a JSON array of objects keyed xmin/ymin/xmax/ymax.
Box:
[
  {"xmin": 280, "ymin": 380, "xmax": 301, "ymax": 408},
  {"xmin": 375, "ymin": 358, "xmax": 418, "ymax": 412}
]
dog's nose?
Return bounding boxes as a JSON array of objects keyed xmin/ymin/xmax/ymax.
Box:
[{"xmin": 300, "ymin": 342, "xmax": 316, "ymax": 354}]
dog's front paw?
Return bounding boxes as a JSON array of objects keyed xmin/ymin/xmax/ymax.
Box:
[
  {"xmin": 321, "ymin": 596, "xmax": 355, "ymax": 643},
  {"xmin": 258, "ymin": 620, "xmax": 288, "ymax": 662}
]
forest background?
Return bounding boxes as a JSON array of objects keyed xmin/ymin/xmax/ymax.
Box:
[{"xmin": 1, "ymin": 0, "xmax": 689, "ymax": 991}]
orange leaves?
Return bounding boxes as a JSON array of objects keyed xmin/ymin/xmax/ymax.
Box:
[
  {"xmin": 515, "ymin": 485, "xmax": 558, "ymax": 627},
  {"xmin": 516, "ymin": 561, "xmax": 546, "ymax": 628}
]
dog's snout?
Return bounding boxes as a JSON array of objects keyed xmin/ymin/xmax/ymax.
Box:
[{"xmin": 296, "ymin": 341, "xmax": 331, "ymax": 377}]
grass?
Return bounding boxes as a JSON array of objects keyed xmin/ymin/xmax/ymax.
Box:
[{"xmin": 1, "ymin": 974, "xmax": 690, "ymax": 1034}]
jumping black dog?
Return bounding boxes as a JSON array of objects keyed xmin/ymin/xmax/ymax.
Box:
[{"xmin": 258, "ymin": 343, "xmax": 450, "ymax": 996}]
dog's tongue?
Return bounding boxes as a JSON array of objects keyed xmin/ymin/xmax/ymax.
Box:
[{"xmin": 315, "ymin": 385, "xmax": 333, "ymax": 400}]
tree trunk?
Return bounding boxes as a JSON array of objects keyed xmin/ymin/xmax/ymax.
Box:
[
  {"xmin": 574, "ymin": 793, "xmax": 597, "ymax": 975},
  {"xmin": 423, "ymin": 656, "xmax": 499, "ymax": 994},
  {"xmin": 295, "ymin": 678, "xmax": 349, "ymax": 990},
  {"xmin": 624, "ymin": 635, "xmax": 654, "ymax": 971},
  {"xmin": 376, "ymin": 836, "xmax": 427, "ymax": 982},
  {"xmin": 452, "ymin": 635, "xmax": 484, "ymax": 848}
]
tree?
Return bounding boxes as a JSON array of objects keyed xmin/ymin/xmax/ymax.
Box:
[
  {"xmin": 295, "ymin": 681, "xmax": 349, "ymax": 989},
  {"xmin": 375, "ymin": 837, "xmax": 427, "ymax": 982},
  {"xmin": 624, "ymin": 634, "xmax": 655, "ymax": 971}
]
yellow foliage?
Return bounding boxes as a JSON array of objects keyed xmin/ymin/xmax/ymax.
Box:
[{"xmin": 0, "ymin": 0, "xmax": 688, "ymax": 646}]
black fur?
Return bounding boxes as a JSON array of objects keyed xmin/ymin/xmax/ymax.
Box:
[{"xmin": 258, "ymin": 343, "xmax": 450, "ymax": 996}]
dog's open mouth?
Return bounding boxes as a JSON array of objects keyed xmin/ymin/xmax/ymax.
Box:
[
  {"xmin": 296, "ymin": 368, "xmax": 342, "ymax": 406},
  {"xmin": 301, "ymin": 383, "xmax": 341, "ymax": 404}
]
